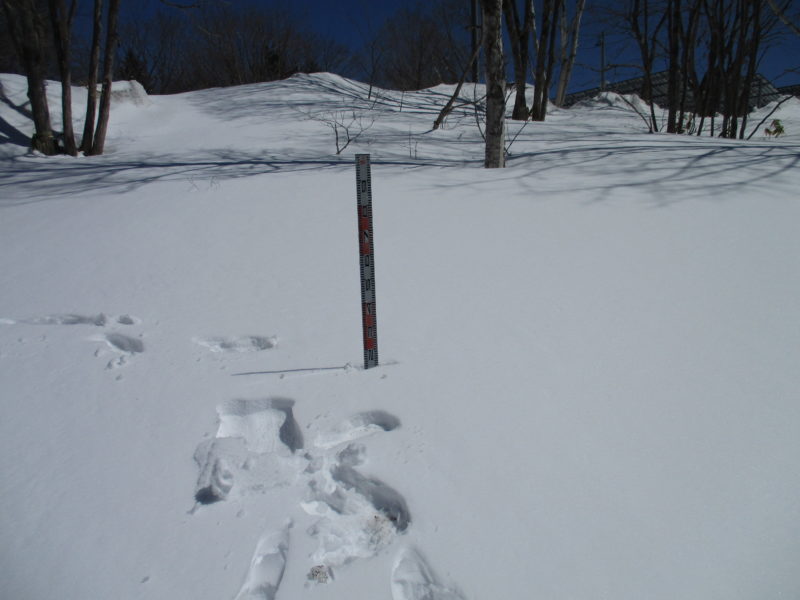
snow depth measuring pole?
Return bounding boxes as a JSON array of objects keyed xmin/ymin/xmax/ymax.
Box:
[{"xmin": 355, "ymin": 154, "xmax": 379, "ymax": 369}]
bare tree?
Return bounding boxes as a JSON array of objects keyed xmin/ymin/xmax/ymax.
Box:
[
  {"xmin": 766, "ymin": 0, "xmax": 800, "ymax": 36},
  {"xmin": 87, "ymin": 0, "xmax": 119, "ymax": 156},
  {"xmin": 304, "ymin": 110, "xmax": 375, "ymax": 155},
  {"xmin": 432, "ymin": 42, "xmax": 481, "ymax": 129},
  {"xmin": 470, "ymin": 0, "xmax": 480, "ymax": 81},
  {"xmin": 504, "ymin": 0, "xmax": 533, "ymax": 120},
  {"xmin": 695, "ymin": 0, "xmax": 770, "ymax": 139},
  {"xmin": 481, "ymin": 0, "xmax": 505, "ymax": 168},
  {"xmin": 376, "ymin": 0, "xmax": 469, "ymax": 90},
  {"xmin": 553, "ymin": 0, "xmax": 587, "ymax": 107},
  {"xmin": 117, "ymin": 10, "xmax": 193, "ymax": 94},
  {"xmin": 47, "ymin": 0, "xmax": 76, "ymax": 155},
  {"xmin": 349, "ymin": 0, "xmax": 385, "ymax": 99},
  {"xmin": 629, "ymin": 0, "xmax": 668, "ymax": 132},
  {"xmin": 530, "ymin": 0, "xmax": 560, "ymax": 121},
  {"xmin": 666, "ymin": 0, "xmax": 681, "ymax": 132},
  {"xmin": 80, "ymin": 0, "xmax": 103, "ymax": 153},
  {"xmin": 676, "ymin": 0, "xmax": 703, "ymax": 132},
  {"xmin": 2, "ymin": 0, "xmax": 57, "ymax": 154},
  {"xmin": 0, "ymin": 9, "xmax": 21, "ymax": 73},
  {"xmin": 162, "ymin": 3, "xmax": 349, "ymax": 91}
]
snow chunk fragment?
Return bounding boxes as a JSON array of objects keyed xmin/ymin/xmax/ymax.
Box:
[
  {"xmin": 234, "ymin": 521, "xmax": 291, "ymax": 600},
  {"xmin": 391, "ymin": 548, "xmax": 465, "ymax": 600}
]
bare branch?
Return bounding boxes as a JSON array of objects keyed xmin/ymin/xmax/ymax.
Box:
[{"xmin": 767, "ymin": 0, "xmax": 800, "ymax": 36}]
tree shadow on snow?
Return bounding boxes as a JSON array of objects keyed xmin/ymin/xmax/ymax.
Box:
[
  {"xmin": 0, "ymin": 81, "xmax": 33, "ymax": 149},
  {"xmin": 1, "ymin": 87, "xmax": 797, "ymax": 210},
  {"xmin": 0, "ymin": 115, "xmax": 29, "ymax": 148},
  {"xmin": 0, "ymin": 147, "xmax": 483, "ymax": 208},
  {"xmin": 487, "ymin": 138, "xmax": 800, "ymax": 206}
]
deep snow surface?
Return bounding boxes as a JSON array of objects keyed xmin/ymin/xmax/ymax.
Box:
[{"xmin": 1, "ymin": 73, "xmax": 800, "ymax": 600}]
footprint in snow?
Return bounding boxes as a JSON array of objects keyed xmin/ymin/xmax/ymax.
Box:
[
  {"xmin": 105, "ymin": 333, "xmax": 144, "ymax": 354},
  {"xmin": 315, "ymin": 410, "xmax": 401, "ymax": 449},
  {"xmin": 7, "ymin": 313, "xmax": 140, "ymax": 327},
  {"xmin": 25, "ymin": 313, "xmax": 108, "ymax": 326},
  {"xmin": 90, "ymin": 332, "xmax": 145, "ymax": 370},
  {"xmin": 193, "ymin": 336, "xmax": 277, "ymax": 353}
]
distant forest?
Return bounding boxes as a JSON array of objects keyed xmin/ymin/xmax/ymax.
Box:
[
  {"xmin": 1, "ymin": 0, "xmax": 478, "ymax": 94},
  {"xmin": 2, "ymin": 0, "xmax": 798, "ymax": 157}
]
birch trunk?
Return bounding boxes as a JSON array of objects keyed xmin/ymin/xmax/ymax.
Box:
[
  {"xmin": 531, "ymin": 0, "xmax": 554, "ymax": 120},
  {"xmin": 81, "ymin": 0, "xmax": 103, "ymax": 153},
  {"xmin": 481, "ymin": 0, "xmax": 505, "ymax": 168},
  {"xmin": 554, "ymin": 0, "xmax": 586, "ymax": 107}
]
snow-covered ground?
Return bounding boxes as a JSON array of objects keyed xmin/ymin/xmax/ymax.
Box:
[{"xmin": 1, "ymin": 72, "xmax": 799, "ymax": 600}]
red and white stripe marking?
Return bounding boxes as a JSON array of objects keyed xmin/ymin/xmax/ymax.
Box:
[{"xmin": 356, "ymin": 154, "xmax": 379, "ymax": 369}]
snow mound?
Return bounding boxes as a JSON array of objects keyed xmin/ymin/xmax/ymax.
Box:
[
  {"xmin": 575, "ymin": 90, "xmax": 655, "ymax": 113},
  {"xmin": 110, "ymin": 80, "xmax": 149, "ymax": 106},
  {"xmin": 748, "ymin": 95, "xmax": 800, "ymax": 138}
]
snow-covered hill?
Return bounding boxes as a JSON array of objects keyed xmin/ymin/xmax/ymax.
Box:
[{"xmin": 1, "ymin": 73, "xmax": 799, "ymax": 600}]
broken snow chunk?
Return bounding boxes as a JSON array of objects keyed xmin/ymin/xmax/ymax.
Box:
[
  {"xmin": 307, "ymin": 565, "xmax": 332, "ymax": 584},
  {"xmin": 193, "ymin": 438, "xmax": 244, "ymax": 504}
]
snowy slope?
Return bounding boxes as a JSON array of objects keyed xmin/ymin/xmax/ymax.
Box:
[{"xmin": 1, "ymin": 73, "xmax": 800, "ymax": 600}]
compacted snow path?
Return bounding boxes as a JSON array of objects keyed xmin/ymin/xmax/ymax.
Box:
[{"xmin": 1, "ymin": 310, "xmax": 146, "ymax": 370}]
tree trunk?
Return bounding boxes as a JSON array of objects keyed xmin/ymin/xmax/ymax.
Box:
[
  {"xmin": 629, "ymin": 0, "xmax": 666, "ymax": 132},
  {"xmin": 81, "ymin": 0, "xmax": 103, "ymax": 153},
  {"xmin": 504, "ymin": 0, "xmax": 532, "ymax": 120},
  {"xmin": 433, "ymin": 43, "xmax": 481, "ymax": 130},
  {"xmin": 678, "ymin": 0, "xmax": 702, "ymax": 132},
  {"xmin": 540, "ymin": 0, "xmax": 560, "ymax": 119},
  {"xmin": 471, "ymin": 0, "xmax": 480, "ymax": 82},
  {"xmin": 531, "ymin": 0, "xmax": 554, "ymax": 120},
  {"xmin": 481, "ymin": 0, "xmax": 505, "ymax": 168},
  {"xmin": 89, "ymin": 0, "xmax": 120, "ymax": 156},
  {"xmin": 48, "ymin": 0, "xmax": 77, "ymax": 155},
  {"xmin": 723, "ymin": 0, "xmax": 747, "ymax": 138},
  {"xmin": 738, "ymin": 0, "xmax": 761, "ymax": 139},
  {"xmin": 666, "ymin": 0, "xmax": 682, "ymax": 133},
  {"xmin": 3, "ymin": 0, "xmax": 57, "ymax": 154},
  {"xmin": 554, "ymin": 0, "xmax": 586, "ymax": 107}
]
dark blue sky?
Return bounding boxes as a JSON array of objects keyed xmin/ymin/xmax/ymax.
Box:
[{"xmin": 113, "ymin": 0, "xmax": 799, "ymax": 93}]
